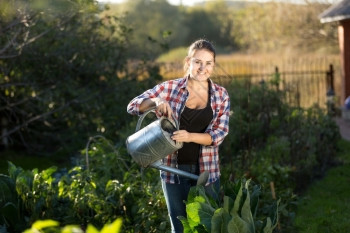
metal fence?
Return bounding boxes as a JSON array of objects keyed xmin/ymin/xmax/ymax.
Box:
[{"xmin": 159, "ymin": 56, "xmax": 341, "ymax": 109}]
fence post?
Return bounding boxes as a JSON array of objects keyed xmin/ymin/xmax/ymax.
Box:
[
  {"xmin": 326, "ymin": 64, "xmax": 335, "ymax": 116},
  {"xmin": 274, "ymin": 66, "xmax": 280, "ymax": 90}
]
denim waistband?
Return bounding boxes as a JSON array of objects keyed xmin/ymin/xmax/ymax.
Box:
[{"xmin": 178, "ymin": 164, "xmax": 199, "ymax": 175}]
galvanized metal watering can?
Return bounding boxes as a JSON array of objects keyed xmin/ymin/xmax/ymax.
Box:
[{"xmin": 126, "ymin": 107, "xmax": 209, "ymax": 185}]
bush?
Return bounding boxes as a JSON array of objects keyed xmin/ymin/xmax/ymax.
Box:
[
  {"xmin": 0, "ymin": 137, "xmax": 168, "ymax": 233},
  {"xmin": 220, "ymin": 78, "xmax": 340, "ymax": 231}
]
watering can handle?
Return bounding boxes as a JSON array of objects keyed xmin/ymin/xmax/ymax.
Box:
[{"xmin": 135, "ymin": 106, "xmax": 179, "ymax": 132}]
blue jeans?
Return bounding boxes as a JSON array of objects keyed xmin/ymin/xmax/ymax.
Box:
[{"xmin": 161, "ymin": 164, "xmax": 220, "ymax": 233}]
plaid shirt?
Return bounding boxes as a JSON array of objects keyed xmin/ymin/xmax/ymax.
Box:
[{"xmin": 127, "ymin": 76, "xmax": 230, "ymax": 185}]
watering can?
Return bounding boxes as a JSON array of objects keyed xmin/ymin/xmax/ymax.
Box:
[{"xmin": 126, "ymin": 107, "xmax": 209, "ymax": 185}]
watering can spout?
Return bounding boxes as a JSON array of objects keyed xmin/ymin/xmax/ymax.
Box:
[{"xmin": 150, "ymin": 160, "xmax": 209, "ymax": 186}]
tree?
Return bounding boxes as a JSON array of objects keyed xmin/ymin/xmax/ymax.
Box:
[
  {"xmin": 120, "ymin": 0, "xmax": 187, "ymax": 59},
  {"xmin": 0, "ymin": 0, "xmax": 135, "ymax": 154},
  {"xmin": 230, "ymin": 1, "xmax": 338, "ymax": 53},
  {"xmin": 182, "ymin": 7, "xmax": 222, "ymax": 46},
  {"xmin": 203, "ymin": 0, "xmax": 237, "ymax": 50}
]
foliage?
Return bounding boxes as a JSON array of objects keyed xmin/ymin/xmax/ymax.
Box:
[
  {"xmin": 179, "ymin": 179, "xmax": 279, "ymax": 233},
  {"xmin": 181, "ymin": 6, "xmax": 228, "ymax": 48},
  {"xmin": 221, "ymin": 78, "xmax": 340, "ymax": 231},
  {"xmin": 0, "ymin": 1, "xmax": 343, "ymax": 232},
  {"xmin": 0, "ymin": 0, "xmax": 165, "ymax": 156},
  {"xmin": 0, "ymin": 137, "xmax": 169, "ymax": 233},
  {"xmin": 116, "ymin": 0, "xmax": 185, "ymax": 59},
  {"xmin": 107, "ymin": 0, "xmax": 338, "ymax": 59},
  {"xmin": 0, "ymin": 0, "xmax": 339, "ymax": 157},
  {"xmin": 0, "ymin": 173, "xmax": 25, "ymax": 232},
  {"xmin": 223, "ymin": 77, "xmax": 340, "ymax": 184},
  {"xmin": 228, "ymin": 1, "xmax": 338, "ymax": 53},
  {"xmin": 23, "ymin": 218, "xmax": 122, "ymax": 233},
  {"xmin": 0, "ymin": 78, "xmax": 343, "ymax": 233},
  {"xmin": 0, "ymin": 0, "xmax": 119, "ymax": 152}
]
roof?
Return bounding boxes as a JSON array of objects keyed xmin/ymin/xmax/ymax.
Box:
[{"xmin": 319, "ymin": 0, "xmax": 350, "ymax": 23}]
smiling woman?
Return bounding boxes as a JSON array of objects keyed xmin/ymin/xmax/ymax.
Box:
[{"xmin": 126, "ymin": 39, "xmax": 230, "ymax": 233}]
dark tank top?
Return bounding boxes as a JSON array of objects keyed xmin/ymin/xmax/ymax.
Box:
[{"xmin": 177, "ymin": 87, "xmax": 213, "ymax": 165}]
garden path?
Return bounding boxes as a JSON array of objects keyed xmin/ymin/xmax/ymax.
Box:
[{"xmin": 334, "ymin": 117, "xmax": 350, "ymax": 141}]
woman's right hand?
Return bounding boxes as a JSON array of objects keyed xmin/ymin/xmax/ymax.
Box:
[{"xmin": 154, "ymin": 98, "xmax": 173, "ymax": 117}]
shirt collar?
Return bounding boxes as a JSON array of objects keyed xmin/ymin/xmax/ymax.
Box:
[{"xmin": 178, "ymin": 75, "xmax": 189, "ymax": 89}]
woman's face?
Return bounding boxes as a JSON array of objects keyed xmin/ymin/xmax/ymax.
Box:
[{"xmin": 187, "ymin": 49, "xmax": 215, "ymax": 82}]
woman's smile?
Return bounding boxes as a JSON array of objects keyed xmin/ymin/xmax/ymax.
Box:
[{"xmin": 188, "ymin": 49, "xmax": 215, "ymax": 81}]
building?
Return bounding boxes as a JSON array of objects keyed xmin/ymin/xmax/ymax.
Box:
[{"xmin": 319, "ymin": 0, "xmax": 350, "ymax": 106}]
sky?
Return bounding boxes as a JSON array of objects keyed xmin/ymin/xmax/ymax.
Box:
[{"xmin": 98, "ymin": 0, "xmax": 338, "ymax": 6}]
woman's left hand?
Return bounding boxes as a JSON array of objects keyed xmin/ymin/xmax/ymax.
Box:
[{"xmin": 171, "ymin": 130, "xmax": 192, "ymax": 143}]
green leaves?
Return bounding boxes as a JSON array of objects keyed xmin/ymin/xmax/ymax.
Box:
[
  {"xmin": 179, "ymin": 180, "xmax": 278, "ymax": 233},
  {"xmin": 23, "ymin": 218, "xmax": 123, "ymax": 233},
  {"xmin": 29, "ymin": 219, "xmax": 60, "ymax": 231},
  {"xmin": 211, "ymin": 208, "xmax": 231, "ymax": 233},
  {"xmin": 227, "ymin": 215, "xmax": 250, "ymax": 233},
  {"xmin": 181, "ymin": 179, "xmax": 279, "ymax": 233},
  {"xmin": 1, "ymin": 0, "xmax": 133, "ymax": 155},
  {"xmin": 0, "ymin": 137, "xmax": 170, "ymax": 232},
  {"xmin": 187, "ymin": 202, "xmax": 215, "ymax": 231},
  {"xmin": 0, "ymin": 173, "xmax": 24, "ymax": 232}
]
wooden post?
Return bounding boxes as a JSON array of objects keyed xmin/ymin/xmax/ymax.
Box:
[
  {"xmin": 274, "ymin": 66, "xmax": 280, "ymax": 90},
  {"xmin": 327, "ymin": 64, "xmax": 336, "ymax": 115},
  {"xmin": 270, "ymin": 181, "xmax": 276, "ymax": 200},
  {"xmin": 328, "ymin": 64, "xmax": 334, "ymax": 91}
]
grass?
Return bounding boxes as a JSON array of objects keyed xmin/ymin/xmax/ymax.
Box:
[{"xmin": 293, "ymin": 139, "xmax": 350, "ymax": 233}]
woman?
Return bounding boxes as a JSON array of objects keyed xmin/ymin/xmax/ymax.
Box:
[{"xmin": 127, "ymin": 39, "xmax": 230, "ymax": 233}]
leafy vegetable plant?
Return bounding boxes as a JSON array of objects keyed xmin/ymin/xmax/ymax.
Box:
[{"xmin": 179, "ymin": 179, "xmax": 279, "ymax": 233}]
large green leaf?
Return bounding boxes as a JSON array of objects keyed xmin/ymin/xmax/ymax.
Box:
[
  {"xmin": 62, "ymin": 225, "xmax": 84, "ymax": 233},
  {"xmin": 241, "ymin": 180, "xmax": 255, "ymax": 233},
  {"xmin": 178, "ymin": 216, "xmax": 193, "ymax": 233},
  {"xmin": 211, "ymin": 208, "xmax": 232, "ymax": 233},
  {"xmin": 249, "ymin": 184, "xmax": 261, "ymax": 218},
  {"xmin": 0, "ymin": 175, "xmax": 16, "ymax": 204},
  {"xmin": 187, "ymin": 202, "xmax": 215, "ymax": 231},
  {"xmin": 223, "ymin": 196, "xmax": 234, "ymax": 214},
  {"xmin": 31, "ymin": 219, "xmax": 59, "ymax": 230},
  {"xmin": 15, "ymin": 170, "xmax": 34, "ymax": 197},
  {"xmin": 227, "ymin": 216, "xmax": 250, "ymax": 233},
  {"xmin": 188, "ymin": 186, "xmax": 212, "ymax": 205},
  {"xmin": 100, "ymin": 218, "xmax": 122, "ymax": 233},
  {"xmin": 0, "ymin": 202, "xmax": 19, "ymax": 226},
  {"xmin": 7, "ymin": 162, "xmax": 22, "ymax": 181},
  {"xmin": 262, "ymin": 217, "xmax": 272, "ymax": 233},
  {"xmin": 232, "ymin": 181, "xmax": 242, "ymax": 216},
  {"xmin": 41, "ymin": 166, "xmax": 58, "ymax": 182},
  {"xmin": 85, "ymin": 225, "xmax": 99, "ymax": 233},
  {"xmin": 261, "ymin": 199, "xmax": 280, "ymax": 233}
]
